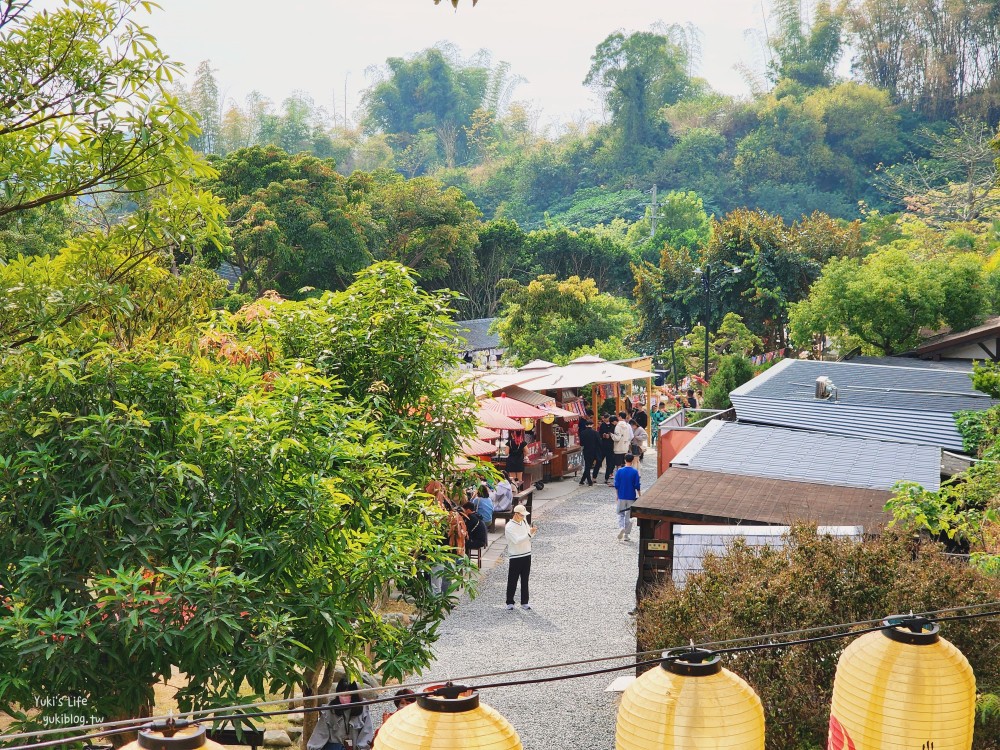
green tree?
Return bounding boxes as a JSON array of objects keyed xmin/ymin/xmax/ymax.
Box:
[
  {"xmin": 708, "ymin": 209, "xmax": 819, "ymax": 346},
  {"xmin": 0, "ymin": 263, "xmax": 474, "ymax": 738},
  {"xmin": 183, "ymin": 60, "xmax": 222, "ymax": 154},
  {"xmin": 206, "ymin": 147, "xmax": 370, "ymax": 295},
  {"xmin": 626, "ymin": 190, "xmax": 712, "ymax": 262},
  {"xmin": 712, "ymin": 312, "xmax": 763, "ymax": 356},
  {"xmin": 765, "ymin": 0, "xmax": 845, "ymax": 87},
  {"xmin": 584, "ymin": 28, "xmax": 697, "ymax": 155},
  {"xmin": 357, "ymin": 170, "xmax": 481, "ymax": 285},
  {"xmin": 702, "ymin": 354, "xmax": 755, "ymax": 409},
  {"xmin": 636, "ymin": 526, "xmax": 1000, "ymax": 750},
  {"xmin": 440, "ymin": 218, "xmax": 529, "ymax": 319},
  {"xmin": 363, "ymin": 47, "xmax": 492, "ymax": 169},
  {"xmin": 789, "ymin": 247, "xmax": 988, "ymax": 354},
  {"xmin": 0, "ymin": 0, "xmax": 208, "ymax": 220},
  {"xmin": 493, "ymin": 274, "xmax": 638, "ymax": 364},
  {"xmin": 525, "ymin": 226, "xmax": 638, "ymax": 296}
]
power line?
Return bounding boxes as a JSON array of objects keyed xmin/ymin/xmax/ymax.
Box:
[{"xmin": 4, "ymin": 603, "xmax": 1000, "ymax": 750}]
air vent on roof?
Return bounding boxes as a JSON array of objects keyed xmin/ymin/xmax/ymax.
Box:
[{"xmin": 815, "ymin": 376, "xmax": 837, "ymax": 400}]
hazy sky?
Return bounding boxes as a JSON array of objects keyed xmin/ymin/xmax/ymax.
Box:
[{"xmin": 146, "ymin": 0, "xmax": 773, "ymax": 129}]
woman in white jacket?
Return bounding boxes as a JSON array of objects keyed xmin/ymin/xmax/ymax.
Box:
[{"xmin": 504, "ymin": 504, "xmax": 537, "ymax": 611}]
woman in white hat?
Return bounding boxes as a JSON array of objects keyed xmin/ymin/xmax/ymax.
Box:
[{"xmin": 504, "ymin": 504, "xmax": 537, "ymax": 610}]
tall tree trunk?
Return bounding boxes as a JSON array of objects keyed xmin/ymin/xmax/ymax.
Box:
[{"xmin": 300, "ymin": 662, "xmax": 336, "ymax": 750}]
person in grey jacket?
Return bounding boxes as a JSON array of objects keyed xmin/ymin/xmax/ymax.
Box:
[{"xmin": 306, "ymin": 678, "xmax": 375, "ymax": 750}]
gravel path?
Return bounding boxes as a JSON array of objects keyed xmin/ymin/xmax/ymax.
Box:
[{"xmin": 416, "ymin": 457, "xmax": 658, "ymax": 750}]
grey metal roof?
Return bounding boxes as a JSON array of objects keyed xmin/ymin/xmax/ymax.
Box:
[
  {"xmin": 672, "ymin": 420, "xmax": 941, "ymax": 491},
  {"xmin": 215, "ymin": 261, "xmax": 243, "ymax": 288},
  {"xmin": 455, "ymin": 318, "xmax": 501, "ymax": 353},
  {"xmin": 730, "ymin": 359, "xmax": 998, "ymax": 452},
  {"xmin": 845, "ymin": 356, "xmax": 973, "ymax": 372},
  {"xmin": 455, "ymin": 318, "xmax": 500, "ymax": 352}
]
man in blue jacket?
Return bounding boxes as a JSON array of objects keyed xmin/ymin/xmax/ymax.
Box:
[{"xmin": 613, "ymin": 453, "xmax": 641, "ymax": 542}]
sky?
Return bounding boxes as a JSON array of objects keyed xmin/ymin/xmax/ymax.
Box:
[{"xmin": 145, "ymin": 0, "xmax": 773, "ymax": 129}]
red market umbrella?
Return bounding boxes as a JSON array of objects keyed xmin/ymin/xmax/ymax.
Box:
[
  {"xmin": 461, "ymin": 437, "xmax": 500, "ymax": 456},
  {"xmin": 477, "ymin": 425, "xmax": 501, "ymax": 440},
  {"xmin": 479, "ymin": 394, "xmax": 548, "ymax": 419},
  {"xmin": 476, "ymin": 408, "xmax": 523, "ymax": 431}
]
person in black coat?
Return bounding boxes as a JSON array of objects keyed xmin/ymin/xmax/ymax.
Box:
[
  {"xmin": 461, "ymin": 502, "xmax": 488, "ymax": 551},
  {"xmin": 633, "ymin": 405, "xmax": 648, "ymax": 430},
  {"xmin": 578, "ymin": 420, "xmax": 602, "ymax": 486},
  {"xmin": 597, "ymin": 414, "xmax": 616, "ymax": 483}
]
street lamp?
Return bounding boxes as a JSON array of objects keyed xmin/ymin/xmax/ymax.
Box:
[
  {"xmin": 694, "ymin": 263, "xmax": 741, "ymax": 381},
  {"xmin": 662, "ymin": 325, "xmax": 685, "ymax": 389}
]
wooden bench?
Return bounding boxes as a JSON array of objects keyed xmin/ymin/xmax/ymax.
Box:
[{"xmin": 488, "ymin": 486, "xmax": 534, "ymax": 532}]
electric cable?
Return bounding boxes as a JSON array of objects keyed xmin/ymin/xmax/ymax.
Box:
[{"xmin": 4, "ymin": 603, "xmax": 1000, "ymax": 750}]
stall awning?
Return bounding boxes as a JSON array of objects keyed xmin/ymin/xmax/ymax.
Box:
[
  {"xmin": 479, "ymin": 395, "xmax": 549, "ymax": 419},
  {"xmin": 502, "ymin": 385, "xmax": 556, "ymax": 407},
  {"xmin": 461, "ymin": 437, "xmax": 500, "ymax": 456},
  {"xmin": 476, "ymin": 409, "xmax": 524, "ymax": 431},
  {"xmin": 517, "ymin": 356, "xmax": 653, "ymax": 390}
]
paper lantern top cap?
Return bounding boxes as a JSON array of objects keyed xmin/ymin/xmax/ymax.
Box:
[
  {"xmin": 661, "ymin": 648, "xmax": 722, "ymax": 677},
  {"xmin": 881, "ymin": 615, "xmax": 940, "ymax": 645},
  {"xmin": 417, "ymin": 683, "xmax": 480, "ymax": 713}
]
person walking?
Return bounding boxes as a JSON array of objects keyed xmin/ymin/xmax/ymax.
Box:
[
  {"xmin": 598, "ymin": 413, "xmax": 615, "ymax": 485},
  {"xmin": 609, "ymin": 414, "xmax": 631, "ymax": 485},
  {"xmin": 613, "ymin": 453, "xmax": 641, "ymax": 542},
  {"xmin": 629, "ymin": 419, "xmax": 648, "ymax": 463},
  {"xmin": 579, "ymin": 419, "xmax": 601, "ymax": 486},
  {"xmin": 504, "ymin": 503, "xmax": 537, "ymax": 610},
  {"xmin": 633, "ymin": 403, "xmax": 648, "ymax": 430},
  {"xmin": 649, "ymin": 402, "xmax": 668, "ymax": 445}
]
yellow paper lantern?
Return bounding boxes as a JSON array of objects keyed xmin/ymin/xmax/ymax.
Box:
[
  {"xmin": 616, "ymin": 649, "xmax": 765, "ymax": 750},
  {"xmin": 375, "ymin": 683, "xmax": 522, "ymax": 750},
  {"xmin": 829, "ymin": 617, "xmax": 976, "ymax": 750},
  {"xmin": 541, "ymin": 413, "xmax": 556, "ymax": 424},
  {"xmin": 520, "ymin": 417, "xmax": 535, "ymax": 430},
  {"xmin": 120, "ymin": 724, "xmax": 226, "ymax": 750}
]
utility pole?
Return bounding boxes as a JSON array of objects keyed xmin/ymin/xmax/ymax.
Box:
[{"xmin": 644, "ymin": 185, "xmax": 661, "ymax": 239}]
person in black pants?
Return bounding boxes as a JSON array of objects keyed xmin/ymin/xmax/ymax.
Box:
[
  {"xmin": 597, "ymin": 414, "xmax": 615, "ymax": 483},
  {"xmin": 504, "ymin": 504, "xmax": 537, "ymax": 610},
  {"xmin": 578, "ymin": 419, "xmax": 601, "ymax": 486}
]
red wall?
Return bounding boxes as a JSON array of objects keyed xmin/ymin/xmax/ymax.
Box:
[{"xmin": 657, "ymin": 429, "xmax": 700, "ymax": 477}]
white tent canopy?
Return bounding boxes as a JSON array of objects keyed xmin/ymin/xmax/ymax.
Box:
[{"xmin": 518, "ymin": 356, "xmax": 652, "ymax": 391}]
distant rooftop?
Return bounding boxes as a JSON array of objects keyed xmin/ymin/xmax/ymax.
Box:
[
  {"xmin": 730, "ymin": 358, "xmax": 998, "ymax": 452},
  {"xmin": 912, "ymin": 315, "xmax": 1000, "ymax": 361},
  {"xmin": 631, "ymin": 469, "xmax": 892, "ymax": 528},
  {"xmin": 673, "ymin": 420, "xmax": 940, "ymax": 491},
  {"xmin": 454, "ymin": 318, "xmax": 501, "ymax": 353},
  {"xmin": 734, "ymin": 358, "xmax": 993, "ymax": 414}
]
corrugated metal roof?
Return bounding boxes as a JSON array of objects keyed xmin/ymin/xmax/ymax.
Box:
[
  {"xmin": 454, "ymin": 318, "xmax": 501, "ymax": 352},
  {"xmin": 731, "ymin": 359, "xmax": 998, "ymax": 452},
  {"xmin": 673, "ymin": 421, "xmax": 940, "ymax": 491}
]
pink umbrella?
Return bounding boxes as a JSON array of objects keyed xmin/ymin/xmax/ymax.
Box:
[{"xmin": 477, "ymin": 425, "xmax": 501, "ymax": 440}]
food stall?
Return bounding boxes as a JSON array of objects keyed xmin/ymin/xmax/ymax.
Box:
[
  {"xmin": 478, "ymin": 395, "xmax": 550, "ymax": 490},
  {"xmin": 514, "ymin": 355, "xmax": 656, "ymax": 428},
  {"xmin": 500, "ymin": 385, "xmax": 583, "ymax": 481}
]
